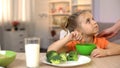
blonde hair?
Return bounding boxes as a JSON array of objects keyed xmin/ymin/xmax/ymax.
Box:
[
  {"xmin": 60, "ymin": 16, "xmax": 68, "ymax": 31},
  {"xmin": 66, "ymin": 10, "xmax": 91, "ymax": 32}
]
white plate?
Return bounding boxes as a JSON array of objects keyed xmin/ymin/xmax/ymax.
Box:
[{"xmin": 42, "ymin": 55, "xmax": 91, "ymax": 67}]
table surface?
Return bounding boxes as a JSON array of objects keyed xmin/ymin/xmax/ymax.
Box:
[{"xmin": 7, "ymin": 53, "xmax": 120, "ymax": 68}]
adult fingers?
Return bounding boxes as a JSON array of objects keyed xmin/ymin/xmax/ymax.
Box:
[
  {"xmin": 97, "ymin": 33, "xmax": 107, "ymax": 37},
  {"xmin": 106, "ymin": 33, "xmax": 116, "ymax": 39},
  {"xmin": 97, "ymin": 30, "xmax": 111, "ymax": 37},
  {"xmin": 98, "ymin": 32, "xmax": 113, "ymax": 38},
  {"xmin": 97, "ymin": 31, "xmax": 106, "ymax": 37}
]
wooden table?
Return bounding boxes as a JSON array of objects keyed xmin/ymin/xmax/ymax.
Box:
[{"xmin": 7, "ymin": 53, "xmax": 120, "ymax": 68}]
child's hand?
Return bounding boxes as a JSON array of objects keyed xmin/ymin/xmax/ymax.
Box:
[
  {"xmin": 69, "ymin": 31, "xmax": 82, "ymax": 41},
  {"xmin": 91, "ymin": 47, "xmax": 108, "ymax": 58}
]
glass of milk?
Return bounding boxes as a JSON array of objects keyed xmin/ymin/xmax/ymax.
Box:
[{"xmin": 25, "ymin": 37, "xmax": 40, "ymax": 68}]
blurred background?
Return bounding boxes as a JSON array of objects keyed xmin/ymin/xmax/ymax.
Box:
[{"xmin": 0, "ymin": 0, "xmax": 120, "ymax": 52}]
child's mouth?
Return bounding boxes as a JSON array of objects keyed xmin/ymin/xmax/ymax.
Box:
[
  {"xmin": 94, "ymin": 26, "xmax": 99, "ymax": 31},
  {"xmin": 95, "ymin": 25, "xmax": 98, "ymax": 28}
]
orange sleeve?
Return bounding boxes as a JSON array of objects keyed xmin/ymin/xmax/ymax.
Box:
[
  {"xmin": 94, "ymin": 37, "xmax": 109, "ymax": 49},
  {"xmin": 66, "ymin": 41, "xmax": 80, "ymax": 51}
]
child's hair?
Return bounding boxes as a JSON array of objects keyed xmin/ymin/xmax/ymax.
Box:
[
  {"xmin": 60, "ymin": 16, "xmax": 68, "ymax": 31},
  {"xmin": 66, "ymin": 10, "xmax": 91, "ymax": 32}
]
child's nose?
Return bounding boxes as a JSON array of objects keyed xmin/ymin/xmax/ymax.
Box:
[{"xmin": 92, "ymin": 20, "xmax": 97, "ymax": 25}]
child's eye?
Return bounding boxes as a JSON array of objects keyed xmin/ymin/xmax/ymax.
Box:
[
  {"xmin": 92, "ymin": 18, "xmax": 94, "ymax": 20},
  {"xmin": 86, "ymin": 18, "xmax": 90, "ymax": 24}
]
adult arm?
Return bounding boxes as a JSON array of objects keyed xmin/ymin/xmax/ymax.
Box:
[{"xmin": 98, "ymin": 19, "xmax": 120, "ymax": 38}]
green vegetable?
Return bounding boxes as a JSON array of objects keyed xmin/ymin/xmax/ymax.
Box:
[
  {"xmin": 59, "ymin": 52, "xmax": 67, "ymax": 62},
  {"xmin": 46, "ymin": 50, "xmax": 58, "ymax": 63},
  {"xmin": 46, "ymin": 50, "xmax": 79, "ymax": 64},
  {"xmin": 67, "ymin": 51, "xmax": 78, "ymax": 61},
  {"xmin": 50, "ymin": 55, "xmax": 61, "ymax": 64}
]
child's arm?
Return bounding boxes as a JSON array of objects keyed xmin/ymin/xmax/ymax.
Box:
[
  {"xmin": 105, "ymin": 42, "xmax": 120, "ymax": 55},
  {"xmin": 47, "ymin": 35, "xmax": 70, "ymax": 52},
  {"xmin": 91, "ymin": 42, "xmax": 120, "ymax": 57},
  {"xmin": 47, "ymin": 31, "xmax": 82, "ymax": 52}
]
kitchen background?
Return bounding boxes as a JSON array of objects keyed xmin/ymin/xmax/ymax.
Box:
[{"xmin": 0, "ymin": 0, "xmax": 120, "ymax": 52}]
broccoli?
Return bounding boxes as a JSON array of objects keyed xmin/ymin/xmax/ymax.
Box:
[
  {"xmin": 46, "ymin": 50, "xmax": 58, "ymax": 63},
  {"xmin": 46, "ymin": 50, "xmax": 79, "ymax": 64},
  {"xmin": 50, "ymin": 55, "xmax": 61, "ymax": 64},
  {"xmin": 59, "ymin": 52, "xmax": 67, "ymax": 62},
  {"xmin": 67, "ymin": 51, "xmax": 78, "ymax": 61}
]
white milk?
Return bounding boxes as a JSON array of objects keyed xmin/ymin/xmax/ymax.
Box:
[{"xmin": 25, "ymin": 44, "xmax": 40, "ymax": 67}]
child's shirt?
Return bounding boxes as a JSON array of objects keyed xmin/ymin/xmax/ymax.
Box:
[
  {"xmin": 66, "ymin": 37, "xmax": 109, "ymax": 51},
  {"xmin": 60, "ymin": 30, "xmax": 70, "ymax": 39}
]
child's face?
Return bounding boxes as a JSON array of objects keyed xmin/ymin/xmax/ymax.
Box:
[{"xmin": 76, "ymin": 12, "xmax": 99, "ymax": 35}]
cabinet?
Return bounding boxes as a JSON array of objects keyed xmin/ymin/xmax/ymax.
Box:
[
  {"xmin": 72, "ymin": 0, "xmax": 92, "ymax": 13},
  {"xmin": 3, "ymin": 31, "xmax": 27, "ymax": 52},
  {"xmin": 49, "ymin": 0, "xmax": 72, "ymax": 27}
]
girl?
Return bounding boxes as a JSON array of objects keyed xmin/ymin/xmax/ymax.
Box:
[{"xmin": 48, "ymin": 10, "xmax": 120, "ymax": 58}]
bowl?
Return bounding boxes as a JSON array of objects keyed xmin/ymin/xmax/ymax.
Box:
[
  {"xmin": 0, "ymin": 50, "xmax": 16, "ymax": 67},
  {"xmin": 76, "ymin": 43, "xmax": 96, "ymax": 55}
]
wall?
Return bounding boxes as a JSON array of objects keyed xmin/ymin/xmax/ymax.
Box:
[
  {"xmin": 93, "ymin": 0, "xmax": 120, "ymax": 23},
  {"xmin": 34, "ymin": 0, "xmax": 50, "ymax": 49},
  {"xmin": 98, "ymin": 22, "xmax": 120, "ymax": 42},
  {"xmin": 0, "ymin": 26, "xmax": 2, "ymax": 48}
]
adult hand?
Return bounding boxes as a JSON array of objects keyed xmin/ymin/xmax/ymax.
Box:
[
  {"xmin": 97, "ymin": 27, "xmax": 118, "ymax": 39},
  {"xmin": 98, "ymin": 19, "xmax": 120, "ymax": 39}
]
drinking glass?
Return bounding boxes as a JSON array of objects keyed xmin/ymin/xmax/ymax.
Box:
[{"xmin": 25, "ymin": 37, "xmax": 40, "ymax": 68}]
